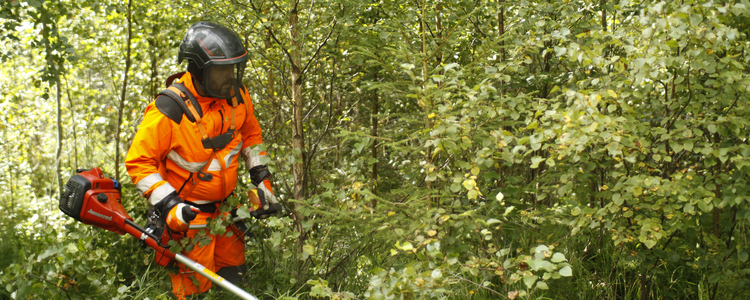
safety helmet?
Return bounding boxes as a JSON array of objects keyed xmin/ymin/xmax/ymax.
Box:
[{"xmin": 178, "ymin": 21, "xmax": 248, "ymax": 100}]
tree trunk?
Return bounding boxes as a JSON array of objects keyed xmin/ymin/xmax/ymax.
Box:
[
  {"xmin": 265, "ymin": 13, "xmax": 274, "ymax": 102},
  {"xmin": 289, "ymin": 2, "xmax": 307, "ymax": 246},
  {"xmin": 601, "ymin": 0, "xmax": 607, "ymax": 31},
  {"xmin": 63, "ymin": 74, "xmax": 78, "ymax": 170},
  {"xmin": 713, "ymin": 192, "xmax": 721, "ymax": 237},
  {"xmin": 435, "ymin": 4, "xmax": 442, "ymax": 65},
  {"xmin": 55, "ymin": 73, "xmax": 63, "ymax": 196},
  {"xmin": 115, "ymin": 0, "xmax": 132, "ymax": 182},
  {"xmin": 640, "ymin": 267, "xmax": 648, "ymax": 300},
  {"xmin": 289, "ymin": 2, "xmax": 309, "ymax": 289},
  {"xmin": 290, "ymin": 4, "xmax": 304, "ymax": 202},
  {"xmin": 420, "ymin": 0, "xmax": 434, "ymax": 199},
  {"xmin": 371, "ymin": 72, "xmax": 379, "ymax": 205},
  {"xmin": 149, "ymin": 23, "xmax": 159, "ymax": 98},
  {"xmin": 499, "ymin": 0, "xmax": 505, "ymax": 61}
]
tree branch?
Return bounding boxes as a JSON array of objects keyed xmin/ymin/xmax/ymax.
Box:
[
  {"xmin": 302, "ymin": 18, "xmax": 337, "ymax": 75},
  {"xmin": 246, "ymin": 0, "xmax": 295, "ymax": 65}
]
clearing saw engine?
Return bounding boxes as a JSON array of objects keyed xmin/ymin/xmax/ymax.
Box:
[
  {"xmin": 58, "ymin": 167, "xmax": 261, "ymax": 299},
  {"xmin": 59, "ymin": 167, "xmax": 132, "ymax": 234}
]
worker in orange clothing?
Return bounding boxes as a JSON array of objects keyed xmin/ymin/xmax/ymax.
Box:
[{"xmin": 125, "ymin": 21, "xmax": 279, "ymax": 299}]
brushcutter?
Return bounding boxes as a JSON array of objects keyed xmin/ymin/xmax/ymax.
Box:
[{"xmin": 58, "ymin": 167, "xmax": 259, "ymax": 300}]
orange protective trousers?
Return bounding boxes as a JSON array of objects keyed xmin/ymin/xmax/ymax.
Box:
[{"xmin": 170, "ymin": 209, "xmax": 246, "ymax": 299}]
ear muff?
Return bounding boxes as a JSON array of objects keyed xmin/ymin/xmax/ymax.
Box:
[{"xmin": 187, "ymin": 61, "xmax": 204, "ymax": 82}]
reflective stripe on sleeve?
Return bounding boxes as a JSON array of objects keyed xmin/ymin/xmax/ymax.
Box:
[
  {"xmin": 136, "ymin": 173, "xmax": 164, "ymax": 195},
  {"xmin": 242, "ymin": 144, "xmax": 266, "ymax": 170},
  {"xmin": 258, "ymin": 180, "xmax": 277, "ymax": 206},
  {"xmin": 175, "ymin": 204, "xmax": 186, "ymax": 222},
  {"xmin": 148, "ymin": 183, "xmax": 176, "ymax": 206}
]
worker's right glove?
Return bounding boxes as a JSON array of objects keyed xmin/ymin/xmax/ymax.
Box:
[
  {"xmin": 247, "ymin": 186, "xmax": 281, "ymax": 219},
  {"xmin": 155, "ymin": 192, "xmax": 200, "ymax": 232},
  {"xmin": 248, "ymin": 165, "xmax": 281, "ymax": 219}
]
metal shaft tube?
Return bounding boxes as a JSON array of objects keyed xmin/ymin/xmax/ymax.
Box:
[
  {"xmin": 122, "ymin": 220, "xmax": 258, "ymax": 300},
  {"xmin": 174, "ymin": 253, "xmax": 259, "ymax": 300}
]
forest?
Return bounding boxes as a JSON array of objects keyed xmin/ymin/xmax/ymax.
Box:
[{"xmin": 1, "ymin": 0, "xmax": 749, "ymax": 299}]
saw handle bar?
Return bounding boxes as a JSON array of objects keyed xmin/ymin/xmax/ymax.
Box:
[
  {"xmin": 125, "ymin": 219, "xmax": 172, "ymax": 255},
  {"xmin": 189, "ymin": 215, "xmax": 246, "ymax": 229}
]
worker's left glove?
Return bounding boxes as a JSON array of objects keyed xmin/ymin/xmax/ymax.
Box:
[{"xmin": 249, "ymin": 165, "xmax": 281, "ymax": 218}]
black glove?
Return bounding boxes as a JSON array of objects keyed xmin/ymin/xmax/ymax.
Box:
[
  {"xmin": 248, "ymin": 165, "xmax": 280, "ymax": 218},
  {"xmin": 154, "ymin": 192, "xmax": 200, "ymax": 232},
  {"xmin": 247, "ymin": 187, "xmax": 281, "ymax": 219}
]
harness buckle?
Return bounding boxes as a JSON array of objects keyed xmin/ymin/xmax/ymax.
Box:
[{"xmin": 197, "ymin": 171, "xmax": 213, "ymax": 182}]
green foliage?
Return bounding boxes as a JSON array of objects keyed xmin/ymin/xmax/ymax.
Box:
[{"xmin": 2, "ymin": 0, "xmax": 750, "ymax": 299}]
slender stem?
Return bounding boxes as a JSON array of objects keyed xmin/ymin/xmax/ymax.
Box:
[{"xmin": 115, "ymin": 0, "xmax": 133, "ymax": 182}]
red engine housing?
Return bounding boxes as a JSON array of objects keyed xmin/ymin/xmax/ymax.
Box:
[{"xmin": 59, "ymin": 167, "xmax": 132, "ymax": 234}]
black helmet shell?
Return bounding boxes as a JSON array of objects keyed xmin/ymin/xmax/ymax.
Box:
[
  {"xmin": 178, "ymin": 22, "xmax": 248, "ymax": 100},
  {"xmin": 178, "ymin": 21, "xmax": 248, "ymax": 68}
]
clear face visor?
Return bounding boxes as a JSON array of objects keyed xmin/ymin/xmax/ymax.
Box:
[{"xmin": 201, "ymin": 62, "xmax": 246, "ymax": 99}]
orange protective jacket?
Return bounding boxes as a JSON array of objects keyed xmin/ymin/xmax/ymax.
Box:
[{"xmin": 126, "ymin": 72, "xmax": 267, "ymax": 206}]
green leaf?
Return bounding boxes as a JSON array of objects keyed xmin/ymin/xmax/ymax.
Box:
[
  {"xmin": 526, "ymin": 121, "xmax": 539, "ymax": 130},
  {"xmin": 309, "ymin": 279, "xmax": 329, "ymax": 297},
  {"xmin": 708, "ymin": 124, "xmax": 717, "ymax": 133},
  {"xmin": 66, "ymin": 243, "xmax": 78, "ymax": 254},
  {"xmin": 536, "ymin": 281, "xmax": 549, "ymax": 290},
  {"xmin": 684, "ymin": 203, "xmax": 695, "ymax": 213},
  {"xmin": 462, "ymin": 178, "xmax": 476, "ymax": 190},
  {"xmin": 37, "ymin": 247, "xmax": 57, "ymax": 262},
  {"xmin": 226, "ymin": 195, "xmax": 240, "ymax": 206},
  {"xmin": 397, "ymin": 242, "xmax": 414, "ymax": 251},
  {"xmin": 496, "ymin": 191, "xmax": 504, "ymax": 202},
  {"xmin": 613, "ymin": 193, "xmax": 623, "ymax": 206},
  {"xmin": 523, "ymin": 274, "xmax": 538, "ymax": 288},
  {"xmin": 531, "ymin": 156, "xmax": 544, "ymax": 169},
  {"xmin": 401, "ymin": 63, "xmax": 415, "ymax": 70},
  {"xmin": 684, "ymin": 141, "xmax": 694, "ymax": 152},
  {"xmin": 606, "ymin": 89, "xmax": 618, "ymax": 99},
  {"xmin": 302, "ymin": 244, "xmax": 315, "ymax": 260},
  {"xmin": 571, "ymin": 207, "xmax": 581, "ymax": 216},
  {"xmin": 559, "ymin": 266, "xmax": 573, "ymax": 277},
  {"xmin": 551, "ymin": 253, "xmax": 566, "ymax": 263}
]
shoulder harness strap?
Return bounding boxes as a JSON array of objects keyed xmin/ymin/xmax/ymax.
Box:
[
  {"xmin": 154, "ymin": 78, "xmax": 244, "ymax": 151},
  {"xmin": 154, "ymin": 83, "xmax": 204, "ymax": 125},
  {"xmin": 161, "ymin": 83, "xmax": 203, "ymax": 122},
  {"xmin": 155, "ymin": 83, "xmax": 210, "ymax": 141}
]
